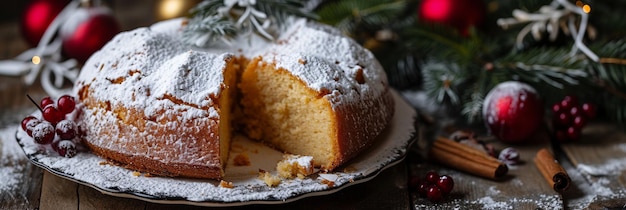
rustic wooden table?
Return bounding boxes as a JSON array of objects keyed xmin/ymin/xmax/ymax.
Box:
[{"xmin": 2, "ymin": 1, "xmax": 626, "ymax": 209}]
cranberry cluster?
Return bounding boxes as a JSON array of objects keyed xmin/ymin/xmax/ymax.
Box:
[
  {"xmin": 551, "ymin": 95, "xmax": 596, "ymax": 142},
  {"xmin": 414, "ymin": 171, "xmax": 454, "ymax": 203},
  {"xmin": 22, "ymin": 95, "xmax": 78, "ymax": 157}
]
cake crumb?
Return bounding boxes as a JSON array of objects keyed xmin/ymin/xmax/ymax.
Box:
[
  {"xmin": 219, "ymin": 180, "xmax": 234, "ymax": 188},
  {"xmin": 258, "ymin": 171, "xmax": 281, "ymax": 187},
  {"xmin": 233, "ymin": 153, "xmax": 251, "ymax": 166},
  {"xmin": 132, "ymin": 171, "xmax": 141, "ymax": 177},
  {"xmin": 298, "ymin": 58, "xmax": 307, "ymax": 65},
  {"xmin": 276, "ymin": 154, "xmax": 314, "ymax": 179},
  {"xmin": 143, "ymin": 173, "xmax": 153, "ymax": 177},
  {"xmin": 321, "ymin": 179, "xmax": 335, "ymax": 187}
]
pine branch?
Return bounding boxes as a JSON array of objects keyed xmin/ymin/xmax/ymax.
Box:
[
  {"xmin": 421, "ymin": 61, "xmax": 465, "ymax": 105},
  {"xmin": 492, "ymin": 47, "xmax": 589, "ymax": 89},
  {"xmin": 317, "ymin": 0, "xmax": 408, "ymax": 35},
  {"xmin": 182, "ymin": 0, "xmax": 316, "ymax": 47},
  {"xmin": 255, "ymin": 0, "xmax": 319, "ymax": 29}
]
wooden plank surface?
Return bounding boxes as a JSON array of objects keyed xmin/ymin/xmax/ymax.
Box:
[{"xmin": 560, "ymin": 122, "xmax": 626, "ymax": 209}]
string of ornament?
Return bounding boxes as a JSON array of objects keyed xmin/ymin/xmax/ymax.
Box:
[{"xmin": 0, "ymin": 0, "xmax": 119, "ymax": 98}]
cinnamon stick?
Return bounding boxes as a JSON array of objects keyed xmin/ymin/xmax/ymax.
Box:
[
  {"xmin": 429, "ymin": 137, "xmax": 508, "ymax": 180},
  {"xmin": 534, "ymin": 148, "xmax": 571, "ymax": 193}
]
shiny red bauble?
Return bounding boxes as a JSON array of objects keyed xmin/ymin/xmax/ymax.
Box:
[
  {"xmin": 20, "ymin": 0, "xmax": 71, "ymax": 46},
  {"xmin": 482, "ymin": 81, "xmax": 544, "ymax": 144},
  {"xmin": 59, "ymin": 6, "xmax": 120, "ymax": 63},
  {"xmin": 418, "ymin": 0, "xmax": 486, "ymax": 35}
]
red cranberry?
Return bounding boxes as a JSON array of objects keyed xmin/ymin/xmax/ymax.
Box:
[
  {"xmin": 572, "ymin": 115, "xmax": 586, "ymax": 129},
  {"xmin": 566, "ymin": 127, "xmax": 580, "ymax": 141},
  {"xmin": 21, "ymin": 116, "xmax": 38, "ymax": 131},
  {"xmin": 55, "ymin": 120, "xmax": 77, "ymax": 140},
  {"xmin": 425, "ymin": 171, "xmax": 439, "ymax": 184},
  {"xmin": 581, "ymin": 103, "xmax": 596, "ymax": 119},
  {"xmin": 24, "ymin": 118, "xmax": 42, "ymax": 137},
  {"xmin": 569, "ymin": 106, "xmax": 580, "ymax": 117},
  {"xmin": 427, "ymin": 185, "xmax": 444, "ymax": 203},
  {"xmin": 43, "ymin": 105, "xmax": 64, "ymax": 125},
  {"xmin": 57, "ymin": 95, "xmax": 76, "ymax": 114},
  {"xmin": 562, "ymin": 95, "xmax": 578, "ymax": 106},
  {"xmin": 553, "ymin": 113, "xmax": 571, "ymax": 128},
  {"xmin": 52, "ymin": 140, "xmax": 77, "ymax": 158},
  {"xmin": 551, "ymin": 103, "xmax": 562, "ymax": 114},
  {"xmin": 437, "ymin": 175, "xmax": 454, "ymax": 195},
  {"xmin": 418, "ymin": 182, "xmax": 429, "ymax": 197},
  {"xmin": 40, "ymin": 97, "xmax": 54, "ymax": 109},
  {"xmin": 555, "ymin": 129, "xmax": 568, "ymax": 142},
  {"xmin": 32, "ymin": 121, "xmax": 55, "ymax": 144}
]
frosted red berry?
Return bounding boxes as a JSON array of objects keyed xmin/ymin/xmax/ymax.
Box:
[
  {"xmin": 437, "ymin": 175, "xmax": 454, "ymax": 195},
  {"xmin": 55, "ymin": 120, "xmax": 77, "ymax": 140},
  {"xmin": 32, "ymin": 121, "xmax": 55, "ymax": 144},
  {"xmin": 427, "ymin": 185, "xmax": 444, "ymax": 203},
  {"xmin": 43, "ymin": 105, "xmax": 64, "ymax": 125},
  {"xmin": 40, "ymin": 97, "xmax": 54, "ymax": 109},
  {"xmin": 57, "ymin": 95, "xmax": 76, "ymax": 114},
  {"xmin": 52, "ymin": 140, "xmax": 77, "ymax": 158},
  {"xmin": 21, "ymin": 116, "xmax": 38, "ymax": 131},
  {"xmin": 24, "ymin": 118, "xmax": 42, "ymax": 137}
]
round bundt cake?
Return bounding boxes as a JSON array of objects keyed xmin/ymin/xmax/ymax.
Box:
[{"xmin": 73, "ymin": 18, "xmax": 394, "ymax": 179}]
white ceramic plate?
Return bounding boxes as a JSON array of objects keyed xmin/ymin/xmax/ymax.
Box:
[{"xmin": 16, "ymin": 90, "xmax": 417, "ymax": 207}]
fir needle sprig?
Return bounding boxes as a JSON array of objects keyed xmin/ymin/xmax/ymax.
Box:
[{"xmin": 182, "ymin": 0, "xmax": 317, "ymax": 47}]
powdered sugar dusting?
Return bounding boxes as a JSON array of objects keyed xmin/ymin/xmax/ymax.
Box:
[
  {"xmin": 0, "ymin": 126, "xmax": 27, "ymax": 194},
  {"xmin": 267, "ymin": 20, "xmax": 388, "ymax": 108}
]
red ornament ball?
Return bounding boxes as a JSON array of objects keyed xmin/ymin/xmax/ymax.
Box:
[
  {"xmin": 59, "ymin": 6, "xmax": 120, "ymax": 63},
  {"xmin": 20, "ymin": 0, "xmax": 71, "ymax": 46},
  {"xmin": 482, "ymin": 81, "xmax": 544, "ymax": 144},
  {"xmin": 418, "ymin": 0, "xmax": 486, "ymax": 35}
]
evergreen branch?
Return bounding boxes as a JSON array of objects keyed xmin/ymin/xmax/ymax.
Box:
[
  {"xmin": 182, "ymin": 13, "xmax": 237, "ymax": 47},
  {"xmin": 255, "ymin": 0, "xmax": 319, "ymax": 28},
  {"xmin": 183, "ymin": 0, "xmax": 316, "ymax": 46},
  {"xmin": 493, "ymin": 47, "xmax": 589, "ymax": 89},
  {"xmin": 421, "ymin": 62, "xmax": 464, "ymax": 105},
  {"xmin": 317, "ymin": 0, "xmax": 407, "ymax": 34},
  {"xmin": 403, "ymin": 27, "xmax": 470, "ymax": 58}
]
